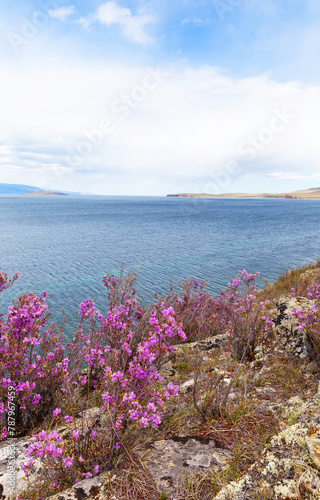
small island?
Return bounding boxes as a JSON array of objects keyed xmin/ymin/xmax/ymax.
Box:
[{"xmin": 22, "ymin": 191, "xmax": 68, "ymax": 196}]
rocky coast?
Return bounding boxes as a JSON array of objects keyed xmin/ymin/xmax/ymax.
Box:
[{"xmin": 1, "ymin": 264, "xmax": 320, "ymax": 500}]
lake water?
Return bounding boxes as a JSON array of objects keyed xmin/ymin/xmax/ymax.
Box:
[{"xmin": 1, "ymin": 195, "xmax": 320, "ymax": 339}]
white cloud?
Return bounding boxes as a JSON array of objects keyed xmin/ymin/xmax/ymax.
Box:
[
  {"xmin": 91, "ymin": 2, "xmax": 155, "ymax": 44},
  {"xmin": 0, "ymin": 145, "xmax": 13, "ymax": 156},
  {"xmin": 49, "ymin": 6, "xmax": 76, "ymax": 22},
  {"xmin": 1, "ymin": 56, "xmax": 320, "ymax": 194},
  {"xmin": 267, "ymin": 172, "xmax": 305, "ymax": 180}
]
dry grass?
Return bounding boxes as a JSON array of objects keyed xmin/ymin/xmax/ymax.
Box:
[
  {"xmin": 158, "ymin": 330, "xmax": 320, "ymax": 498},
  {"xmin": 260, "ymin": 258, "xmax": 320, "ymax": 304},
  {"xmin": 103, "ymin": 455, "xmax": 161, "ymax": 500}
]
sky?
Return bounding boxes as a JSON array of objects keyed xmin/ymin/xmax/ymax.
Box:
[{"xmin": 1, "ymin": 0, "xmax": 320, "ymax": 195}]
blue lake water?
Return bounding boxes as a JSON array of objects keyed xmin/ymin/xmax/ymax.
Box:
[{"xmin": 1, "ymin": 195, "xmax": 320, "ymax": 340}]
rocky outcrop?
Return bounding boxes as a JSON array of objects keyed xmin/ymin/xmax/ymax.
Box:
[
  {"xmin": 47, "ymin": 476, "xmax": 103, "ymax": 500},
  {"xmin": 0, "ymin": 436, "xmax": 41, "ymax": 499},
  {"xmin": 160, "ymin": 333, "xmax": 229, "ymax": 382},
  {"xmin": 145, "ymin": 435, "xmax": 230, "ymax": 498},
  {"xmin": 173, "ymin": 333, "xmax": 229, "ymax": 357},
  {"xmin": 214, "ymin": 382, "xmax": 320, "ymax": 500},
  {"xmin": 274, "ymin": 296, "xmax": 317, "ymax": 359},
  {"xmin": 46, "ymin": 436, "xmax": 231, "ymax": 500}
]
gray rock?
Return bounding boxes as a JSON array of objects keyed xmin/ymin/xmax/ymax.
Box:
[
  {"xmin": 0, "ymin": 436, "xmax": 42, "ymax": 499},
  {"xmin": 47, "ymin": 476, "xmax": 102, "ymax": 500},
  {"xmin": 173, "ymin": 333, "xmax": 229, "ymax": 359},
  {"xmin": 255, "ymin": 387, "xmax": 276, "ymax": 394},
  {"xmin": 300, "ymin": 268, "xmax": 320, "ymax": 284},
  {"xmin": 180, "ymin": 379, "xmax": 194, "ymax": 393},
  {"xmin": 145, "ymin": 435, "xmax": 230, "ymax": 498},
  {"xmin": 160, "ymin": 361, "xmax": 176, "ymax": 379},
  {"xmin": 274, "ymin": 296, "xmax": 317, "ymax": 359},
  {"xmin": 228, "ymin": 392, "xmax": 237, "ymax": 401}
]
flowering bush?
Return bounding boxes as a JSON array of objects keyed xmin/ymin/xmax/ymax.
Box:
[
  {"xmin": 68, "ymin": 273, "xmax": 186, "ymax": 465},
  {"xmin": 215, "ymin": 270, "xmax": 274, "ymax": 361},
  {"xmin": 99, "ymin": 299, "xmax": 185, "ymax": 464},
  {"xmin": 19, "ymin": 271, "xmax": 186, "ymax": 496},
  {"xmin": 172, "ymin": 278, "xmax": 219, "ymax": 341},
  {"xmin": 154, "ymin": 278, "xmax": 218, "ymax": 343},
  {"xmin": 0, "ymin": 290, "xmax": 68, "ymax": 438},
  {"xmin": 5, "ymin": 262, "xmax": 320, "ymax": 500}
]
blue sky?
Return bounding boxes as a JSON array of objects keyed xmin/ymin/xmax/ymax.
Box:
[{"xmin": 1, "ymin": 0, "xmax": 320, "ymax": 195}]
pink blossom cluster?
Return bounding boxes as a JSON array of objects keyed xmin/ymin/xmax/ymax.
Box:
[
  {"xmin": 0, "ymin": 290, "xmax": 68, "ymax": 439},
  {"xmin": 67, "ymin": 277, "xmax": 185, "ymax": 450},
  {"xmin": 19, "ymin": 424, "xmax": 100, "ymax": 491},
  {"xmin": 100, "ymin": 302, "xmax": 185, "ymax": 437}
]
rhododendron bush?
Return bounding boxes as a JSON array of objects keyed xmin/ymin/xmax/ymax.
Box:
[
  {"xmin": 0, "ymin": 269, "xmax": 186, "ymax": 496},
  {"xmin": 157, "ymin": 277, "xmax": 218, "ymax": 342},
  {"xmin": 0, "ymin": 271, "xmax": 68, "ymax": 438},
  {"xmin": 214, "ymin": 270, "xmax": 274, "ymax": 361}
]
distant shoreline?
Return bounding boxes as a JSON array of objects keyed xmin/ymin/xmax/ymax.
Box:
[
  {"xmin": 22, "ymin": 191, "xmax": 68, "ymax": 196},
  {"xmin": 167, "ymin": 187, "xmax": 320, "ymax": 200},
  {"xmin": 167, "ymin": 193, "xmax": 301, "ymax": 199}
]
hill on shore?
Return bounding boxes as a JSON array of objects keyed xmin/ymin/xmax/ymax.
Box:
[
  {"xmin": 0, "ymin": 183, "xmax": 42, "ymax": 194},
  {"xmin": 0, "ymin": 184, "xmax": 83, "ymax": 196},
  {"xmin": 167, "ymin": 187, "xmax": 320, "ymax": 199}
]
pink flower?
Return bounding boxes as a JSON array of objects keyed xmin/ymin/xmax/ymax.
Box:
[
  {"xmin": 32, "ymin": 394, "xmax": 41, "ymax": 405},
  {"xmin": 63, "ymin": 456, "xmax": 73, "ymax": 468},
  {"xmin": 139, "ymin": 417, "xmax": 149, "ymax": 427},
  {"xmin": 102, "ymin": 391, "xmax": 112, "ymax": 404},
  {"xmin": 53, "ymin": 408, "xmax": 61, "ymax": 418},
  {"xmin": 82, "ymin": 472, "xmax": 92, "ymax": 478},
  {"xmin": 111, "ymin": 371, "xmax": 123, "ymax": 382},
  {"xmin": 129, "ymin": 410, "xmax": 139, "ymax": 420}
]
